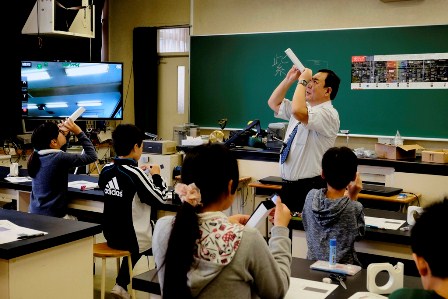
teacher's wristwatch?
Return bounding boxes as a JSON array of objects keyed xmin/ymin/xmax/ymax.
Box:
[{"xmin": 298, "ymin": 79, "xmax": 308, "ymax": 87}]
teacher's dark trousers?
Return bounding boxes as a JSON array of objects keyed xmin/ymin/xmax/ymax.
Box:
[{"xmin": 280, "ymin": 176, "xmax": 325, "ymax": 213}]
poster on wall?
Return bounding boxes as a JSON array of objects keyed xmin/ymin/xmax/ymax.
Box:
[{"xmin": 351, "ymin": 53, "xmax": 448, "ymax": 89}]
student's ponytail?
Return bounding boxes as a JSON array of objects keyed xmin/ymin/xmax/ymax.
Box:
[
  {"xmin": 27, "ymin": 151, "xmax": 41, "ymax": 178},
  {"xmin": 28, "ymin": 122, "xmax": 59, "ymax": 178},
  {"xmin": 162, "ymin": 202, "xmax": 199, "ymax": 299}
]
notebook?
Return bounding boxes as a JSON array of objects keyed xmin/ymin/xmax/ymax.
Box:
[{"xmin": 360, "ymin": 183, "xmax": 403, "ymax": 197}]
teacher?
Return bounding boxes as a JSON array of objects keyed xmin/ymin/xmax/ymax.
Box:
[{"xmin": 267, "ymin": 66, "xmax": 341, "ymax": 214}]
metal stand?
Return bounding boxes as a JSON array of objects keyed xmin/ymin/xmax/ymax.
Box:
[{"xmin": 74, "ymin": 149, "xmax": 100, "ymax": 175}]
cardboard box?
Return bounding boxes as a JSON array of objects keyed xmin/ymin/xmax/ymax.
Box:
[
  {"xmin": 375, "ymin": 143, "xmax": 424, "ymax": 160},
  {"xmin": 421, "ymin": 149, "xmax": 448, "ymax": 164}
]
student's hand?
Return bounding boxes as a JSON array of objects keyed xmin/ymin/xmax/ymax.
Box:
[
  {"xmin": 57, "ymin": 122, "xmax": 70, "ymax": 136},
  {"xmin": 345, "ymin": 172, "xmax": 362, "ymax": 200},
  {"xmin": 60, "ymin": 118, "xmax": 82, "ymax": 135},
  {"xmin": 299, "ymin": 68, "xmax": 312, "ymax": 82},
  {"xmin": 228, "ymin": 214, "xmax": 250, "ymax": 225},
  {"xmin": 140, "ymin": 164, "xmax": 150, "ymax": 174},
  {"xmin": 148, "ymin": 164, "xmax": 161, "ymax": 175},
  {"xmin": 273, "ymin": 197, "xmax": 291, "ymax": 227}
]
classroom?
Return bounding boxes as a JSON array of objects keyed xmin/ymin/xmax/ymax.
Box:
[{"xmin": 2, "ymin": 1, "xmax": 448, "ymax": 298}]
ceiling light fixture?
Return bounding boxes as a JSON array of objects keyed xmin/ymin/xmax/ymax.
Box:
[
  {"xmin": 77, "ymin": 101, "xmax": 102, "ymax": 107},
  {"xmin": 46, "ymin": 102, "xmax": 68, "ymax": 108},
  {"xmin": 22, "ymin": 71, "xmax": 51, "ymax": 81},
  {"xmin": 65, "ymin": 64, "xmax": 109, "ymax": 76}
]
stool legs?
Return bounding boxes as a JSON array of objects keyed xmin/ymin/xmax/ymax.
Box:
[
  {"xmin": 93, "ymin": 242, "xmax": 135, "ymax": 299},
  {"xmin": 127, "ymin": 255, "xmax": 136, "ymax": 298},
  {"xmin": 116, "ymin": 257, "xmax": 120, "ymax": 273},
  {"xmin": 101, "ymin": 258, "xmax": 106, "ymax": 299}
]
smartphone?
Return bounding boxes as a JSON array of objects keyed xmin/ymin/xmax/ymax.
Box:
[
  {"xmin": 246, "ymin": 196, "xmax": 276, "ymax": 228},
  {"xmin": 270, "ymin": 193, "xmax": 279, "ymax": 204}
]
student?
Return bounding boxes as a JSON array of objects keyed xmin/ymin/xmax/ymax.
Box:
[
  {"xmin": 301, "ymin": 146, "xmax": 364, "ymax": 266},
  {"xmin": 389, "ymin": 197, "xmax": 448, "ymax": 299},
  {"xmin": 267, "ymin": 66, "xmax": 340, "ymax": 214},
  {"xmin": 152, "ymin": 143, "xmax": 292, "ymax": 299},
  {"xmin": 28, "ymin": 119, "xmax": 97, "ymax": 218},
  {"xmin": 98, "ymin": 124, "xmax": 168, "ymax": 299}
]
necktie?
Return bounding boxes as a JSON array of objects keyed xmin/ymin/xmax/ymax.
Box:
[{"xmin": 280, "ymin": 124, "xmax": 298, "ymax": 164}]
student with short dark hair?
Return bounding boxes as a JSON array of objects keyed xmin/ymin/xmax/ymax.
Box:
[
  {"xmin": 28, "ymin": 119, "xmax": 97, "ymax": 218},
  {"xmin": 389, "ymin": 197, "xmax": 448, "ymax": 299},
  {"xmin": 152, "ymin": 143, "xmax": 292, "ymax": 299},
  {"xmin": 99, "ymin": 124, "xmax": 169, "ymax": 299},
  {"xmin": 302, "ymin": 146, "xmax": 365, "ymax": 265}
]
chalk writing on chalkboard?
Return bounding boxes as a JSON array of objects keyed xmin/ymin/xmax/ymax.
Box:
[
  {"xmin": 307, "ymin": 60, "xmax": 329, "ymax": 70},
  {"xmin": 272, "ymin": 54, "xmax": 290, "ymax": 77},
  {"xmin": 273, "ymin": 56, "xmax": 329, "ymax": 77}
]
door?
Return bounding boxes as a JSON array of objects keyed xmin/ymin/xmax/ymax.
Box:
[{"xmin": 157, "ymin": 55, "xmax": 189, "ymax": 141}]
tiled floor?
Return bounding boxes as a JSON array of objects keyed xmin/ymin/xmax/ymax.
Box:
[{"xmin": 93, "ymin": 233, "xmax": 161, "ymax": 299}]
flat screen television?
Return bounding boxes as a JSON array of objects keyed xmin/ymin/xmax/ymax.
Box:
[{"xmin": 20, "ymin": 60, "xmax": 123, "ymax": 120}]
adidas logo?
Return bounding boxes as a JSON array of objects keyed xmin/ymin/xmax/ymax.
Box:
[{"xmin": 104, "ymin": 177, "xmax": 123, "ymax": 197}]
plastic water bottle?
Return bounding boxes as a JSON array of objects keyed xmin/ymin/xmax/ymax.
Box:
[
  {"xmin": 329, "ymin": 239, "xmax": 337, "ymax": 266},
  {"xmin": 394, "ymin": 130, "xmax": 403, "ymax": 146}
]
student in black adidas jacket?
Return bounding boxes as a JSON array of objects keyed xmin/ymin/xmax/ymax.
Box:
[{"xmin": 99, "ymin": 124, "xmax": 168, "ymax": 299}]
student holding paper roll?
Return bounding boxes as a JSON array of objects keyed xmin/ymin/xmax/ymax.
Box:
[
  {"xmin": 99, "ymin": 124, "xmax": 169, "ymax": 299},
  {"xmin": 27, "ymin": 119, "xmax": 97, "ymax": 219},
  {"xmin": 267, "ymin": 66, "xmax": 341, "ymax": 214}
]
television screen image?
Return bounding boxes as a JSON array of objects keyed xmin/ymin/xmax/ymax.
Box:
[{"xmin": 21, "ymin": 61, "xmax": 123, "ymax": 120}]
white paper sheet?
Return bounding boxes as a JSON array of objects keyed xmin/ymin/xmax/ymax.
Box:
[
  {"xmin": 285, "ymin": 277, "xmax": 338, "ymax": 299},
  {"xmin": 68, "ymin": 180, "xmax": 98, "ymax": 190},
  {"xmin": 0, "ymin": 220, "xmax": 48, "ymax": 244},
  {"xmin": 365, "ymin": 216, "xmax": 406, "ymax": 230},
  {"xmin": 4, "ymin": 176, "xmax": 32, "ymax": 183},
  {"xmin": 347, "ymin": 292, "xmax": 388, "ymax": 299}
]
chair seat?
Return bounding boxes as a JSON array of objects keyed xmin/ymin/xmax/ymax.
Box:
[{"xmin": 93, "ymin": 242, "xmax": 131, "ymax": 258}]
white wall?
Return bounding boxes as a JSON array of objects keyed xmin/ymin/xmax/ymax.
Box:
[
  {"xmin": 108, "ymin": 0, "xmax": 190, "ymax": 124},
  {"xmin": 192, "ymin": 0, "xmax": 447, "ymax": 35}
]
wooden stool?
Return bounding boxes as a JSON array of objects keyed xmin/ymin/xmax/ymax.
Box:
[{"xmin": 93, "ymin": 242, "xmax": 136, "ymax": 299}]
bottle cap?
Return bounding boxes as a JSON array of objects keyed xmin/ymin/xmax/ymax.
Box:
[{"xmin": 330, "ymin": 239, "xmax": 337, "ymax": 246}]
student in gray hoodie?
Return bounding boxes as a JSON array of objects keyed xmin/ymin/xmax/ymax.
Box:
[
  {"xmin": 152, "ymin": 143, "xmax": 292, "ymax": 299},
  {"xmin": 302, "ymin": 146, "xmax": 364, "ymax": 266}
]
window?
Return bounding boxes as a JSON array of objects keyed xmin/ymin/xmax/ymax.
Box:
[
  {"xmin": 177, "ymin": 66, "xmax": 185, "ymax": 114},
  {"xmin": 157, "ymin": 28, "xmax": 190, "ymax": 53}
]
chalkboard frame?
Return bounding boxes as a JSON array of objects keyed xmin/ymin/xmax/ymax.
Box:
[{"xmin": 190, "ymin": 25, "xmax": 448, "ymax": 140}]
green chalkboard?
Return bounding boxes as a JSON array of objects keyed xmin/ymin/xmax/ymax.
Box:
[{"xmin": 190, "ymin": 25, "xmax": 448, "ymax": 139}]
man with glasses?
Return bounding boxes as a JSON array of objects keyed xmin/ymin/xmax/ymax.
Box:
[{"xmin": 267, "ymin": 66, "xmax": 341, "ymax": 216}]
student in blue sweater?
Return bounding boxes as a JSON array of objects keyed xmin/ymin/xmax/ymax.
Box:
[
  {"xmin": 301, "ymin": 146, "xmax": 364, "ymax": 266},
  {"xmin": 27, "ymin": 119, "xmax": 97, "ymax": 218}
]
